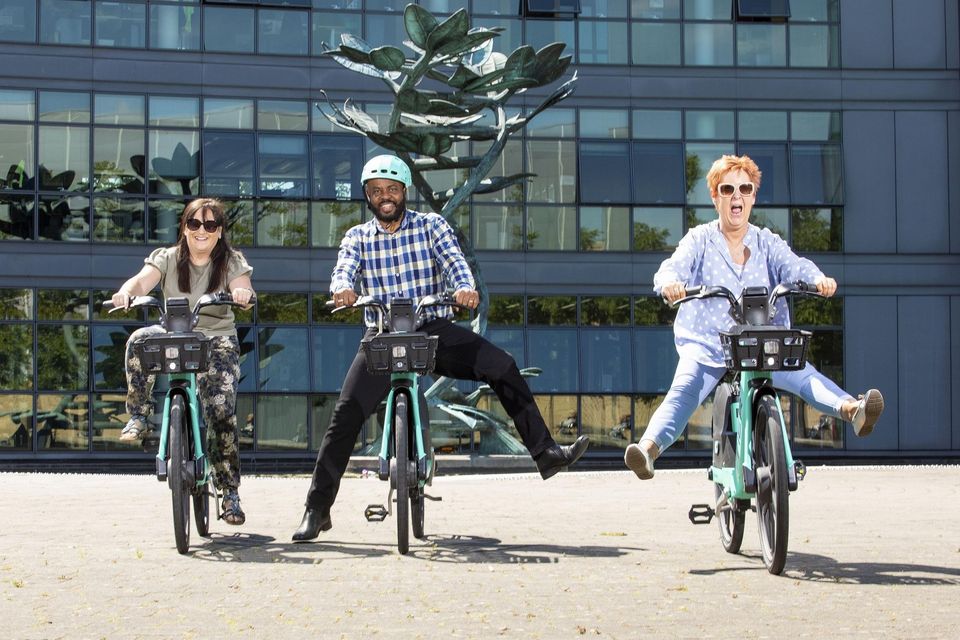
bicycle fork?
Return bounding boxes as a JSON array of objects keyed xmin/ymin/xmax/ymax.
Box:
[{"xmin": 154, "ymin": 377, "xmax": 207, "ymax": 487}]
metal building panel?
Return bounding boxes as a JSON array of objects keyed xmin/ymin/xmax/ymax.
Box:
[
  {"xmin": 842, "ymin": 111, "xmax": 897, "ymax": 253},
  {"xmin": 897, "ymin": 296, "xmax": 952, "ymax": 449},
  {"xmin": 893, "ymin": 0, "xmax": 947, "ymax": 68},
  {"xmin": 844, "ymin": 296, "xmax": 898, "ymax": 451},
  {"xmin": 895, "ymin": 111, "xmax": 950, "ymax": 253},
  {"xmin": 840, "ymin": 0, "xmax": 893, "ymax": 68}
]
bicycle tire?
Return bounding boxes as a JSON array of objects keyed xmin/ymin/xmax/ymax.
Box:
[
  {"xmin": 715, "ymin": 483, "xmax": 746, "ymax": 554},
  {"xmin": 190, "ymin": 423, "xmax": 210, "ymax": 537},
  {"xmin": 754, "ymin": 394, "xmax": 789, "ymax": 575},
  {"xmin": 394, "ymin": 393, "xmax": 410, "ymax": 555},
  {"xmin": 169, "ymin": 395, "xmax": 191, "ymax": 554},
  {"xmin": 412, "ymin": 489, "xmax": 425, "ymax": 539}
]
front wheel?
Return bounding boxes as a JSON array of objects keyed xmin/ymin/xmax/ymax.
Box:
[
  {"xmin": 754, "ymin": 394, "xmax": 789, "ymax": 575},
  {"xmin": 715, "ymin": 483, "xmax": 746, "ymax": 554},
  {"xmin": 168, "ymin": 395, "xmax": 191, "ymax": 554},
  {"xmin": 393, "ymin": 393, "xmax": 410, "ymax": 555}
]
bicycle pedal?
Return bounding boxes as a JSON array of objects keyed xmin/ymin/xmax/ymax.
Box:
[
  {"xmin": 794, "ymin": 459, "xmax": 807, "ymax": 481},
  {"xmin": 424, "ymin": 493, "xmax": 442, "ymax": 502},
  {"xmin": 364, "ymin": 504, "xmax": 388, "ymax": 522},
  {"xmin": 688, "ymin": 503, "xmax": 715, "ymax": 525}
]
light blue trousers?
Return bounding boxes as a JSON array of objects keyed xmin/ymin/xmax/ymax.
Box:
[{"xmin": 641, "ymin": 358, "xmax": 854, "ymax": 454}]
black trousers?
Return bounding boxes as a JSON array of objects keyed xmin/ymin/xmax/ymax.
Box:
[{"xmin": 304, "ymin": 318, "xmax": 556, "ymax": 510}]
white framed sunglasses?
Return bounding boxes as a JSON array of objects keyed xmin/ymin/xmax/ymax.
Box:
[{"xmin": 717, "ymin": 182, "xmax": 756, "ymax": 198}]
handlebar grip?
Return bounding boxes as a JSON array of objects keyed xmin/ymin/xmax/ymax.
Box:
[
  {"xmin": 685, "ymin": 286, "xmax": 704, "ymax": 297},
  {"xmin": 101, "ymin": 301, "xmax": 115, "ymax": 311},
  {"xmin": 796, "ymin": 281, "xmax": 819, "ymax": 294}
]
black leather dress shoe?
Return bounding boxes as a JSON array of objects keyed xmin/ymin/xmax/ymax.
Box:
[
  {"xmin": 292, "ymin": 508, "xmax": 332, "ymax": 541},
  {"xmin": 536, "ymin": 435, "xmax": 590, "ymax": 480}
]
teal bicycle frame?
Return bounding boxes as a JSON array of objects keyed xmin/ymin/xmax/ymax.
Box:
[
  {"xmin": 155, "ymin": 375, "xmax": 208, "ymax": 488},
  {"xmin": 379, "ymin": 373, "xmax": 435, "ymax": 488}
]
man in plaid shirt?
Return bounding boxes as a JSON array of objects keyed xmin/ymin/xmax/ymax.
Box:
[{"xmin": 293, "ymin": 155, "xmax": 590, "ymax": 541}]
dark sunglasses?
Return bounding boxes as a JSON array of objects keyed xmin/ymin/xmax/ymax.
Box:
[{"xmin": 185, "ymin": 219, "xmax": 221, "ymax": 232}]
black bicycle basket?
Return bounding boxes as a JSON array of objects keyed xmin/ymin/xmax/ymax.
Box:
[
  {"xmin": 361, "ymin": 332, "xmax": 438, "ymax": 375},
  {"xmin": 720, "ymin": 326, "xmax": 811, "ymax": 372},
  {"xmin": 134, "ymin": 332, "xmax": 210, "ymax": 374}
]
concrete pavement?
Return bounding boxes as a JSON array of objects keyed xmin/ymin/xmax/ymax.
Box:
[{"xmin": 2, "ymin": 465, "xmax": 959, "ymax": 639}]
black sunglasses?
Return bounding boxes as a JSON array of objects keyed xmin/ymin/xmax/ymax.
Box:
[{"xmin": 185, "ymin": 219, "xmax": 221, "ymax": 232}]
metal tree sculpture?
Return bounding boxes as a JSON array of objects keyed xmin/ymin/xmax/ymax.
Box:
[{"xmin": 318, "ymin": 4, "xmax": 576, "ymax": 335}]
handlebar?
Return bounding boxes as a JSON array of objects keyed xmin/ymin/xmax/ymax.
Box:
[
  {"xmin": 102, "ymin": 292, "xmax": 255, "ymax": 332},
  {"xmin": 669, "ymin": 281, "xmax": 823, "ymax": 326},
  {"xmin": 327, "ymin": 291, "xmax": 469, "ymax": 333}
]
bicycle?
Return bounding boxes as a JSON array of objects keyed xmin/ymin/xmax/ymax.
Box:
[
  {"xmin": 329, "ymin": 292, "xmax": 464, "ymax": 555},
  {"xmin": 682, "ymin": 281, "xmax": 822, "ymax": 575},
  {"xmin": 104, "ymin": 292, "xmax": 251, "ymax": 555}
]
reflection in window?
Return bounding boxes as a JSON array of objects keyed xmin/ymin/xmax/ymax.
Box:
[
  {"xmin": 579, "ymin": 142, "xmax": 631, "ymax": 204},
  {"xmin": 633, "ymin": 0, "xmax": 680, "ymax": 19},
  {"xmin": 527, "ymin": 328, "xmax": 578, "ymax": 392},
  {"xmin": 202, "ymin": 131, "xmax": 255, "ymax": 197},
  {"xmin": 40, "ymin": 0, "xmax": 92, "ymax": 45},
  {"xmin": 312, "ymin": 326, "xmax": 363, "ymax": 391},
  {"xmin": 39, "ymin": 126, "xmax": 90, "ymax": 192},
  {"xmin": 473, "ymin": 204, "xmax": 522, "ymax": 250},
  {"xmin": 203, "ymin": 98, "xmax": 255, "ymax": 130},
  {"xmin": 526, "ymin": 16, "xmax": 576, "ymax": 54},
  {"xmin": 488, "ymin": 295, "xmax": 524, "ymax": 326},
  {"xmin": 579, "ymin": 20, "xmax": 628, "ymax": 64},
  {"xmin": 149, "ymin": 97, "xmax": 199, "ymax": 128},
  {"xmin": 633, "ymin": 110, "xmax": 681, "ymax": 140},
  {"xmin": 791, "ymin": 397, "xmax": 843, "ymax": 449},
  {"xmin": 528, "ymin": 295, "xmax": 576, "ymax": 325},
  {"xmin": 684, "ymin": 142, "xmax": 734, "ymax": 204},
  {"xmin": 39, "ymin": 92, "xmax": 89, "ymax": 123},
  {"xmin": 312, "ymin": 12, "xmax": 362, "ymax": 55},
  {"xmin": 38, "ymin": 289, "xmax": 89, "ymax": 321},
  {"xmin": 258, "ymin": 100, "xmax": 308, "ymax": 132},
  {"xmin": 789, "ymin": 24, "xmax": 838, "ymax": 68},
  {"xmin": 364, "ymin": 13, "xmax": 406, "ymax": 50},
  {"xmin": 39, "ymin": 195, "xmax": 89, "ymax": 241},
  {"xmin": 738, "ymin": 111, "xmax": 788, "ymax": 140},
  {"xmin": 684, "ymin": 23, "xmax": 733, "ymax": 66},
  {"xmin": 95, "ymin": 1, "xmax": 145, "ymax": 48},
  {"xmin": 312, "ymin": 136, "xmax": 362, "ymax": 200},
  {"xmin": 790, "ymin": 144, "xmax": 842, "ymax": 205},
  {"xmin": 92, "ymin": 197, "xmax": 145, "ymax": 243},
  {"xmin": 473, "ymin": 139, "xmax": 522, "ymax": 203},
  {"xmin": 633, "ymin": 327, "xmax": 677, "ymax": 392},
  {"xmin": 0, "ymin": 0, "xmax": 36, "ymax": 43},
  {"xmin": 37, "ymin": 393, "xmax": 89, "ymax": 450},
  {"xmin": 91, "ymin": 391, "xmax": 139, "ymax": 451},
  {"xmin": 739, "ymin": 143, "xmax": 789, "ymax": 205},
  {"xmin": 0, "ymin": 394, "xmax": 33, "ymax": 450},
  {"xmin": 259, "ymin": 9, "xmax": 308, "ymax": 56},
  {"xmin": 258, "ymin": 326, "xmax": 309, "ymax": 392},
  {"xmin": 526, "ymin": 205, "xmax": 576, "ymax": 251},
  {"xmin": 0, "ymin": 89, "xmax": 34, "ymax": 121},
  {"xmin": 686, "ymin": 110, "xmax": 734, "ymax": 140},
  {"xmin": 0, "ymin": 124, "xmax": 34, "ymax": 193},
  {"xmin": 93, "ymin": 127, "xmax": 146, "ymax": 193},
  {"xmin": 259, "ymin": 134, "xmax": 308, "ymax": 197},
  {"xmin": 634, "ymin": 297, "xmax": 677, "ymax": 327},
  {"xmin": 0, "ymin": 196, "xmax": 35, "ymax": 241},
  {"xmin": 221, "ymin": 199, "xmax": 254, "ymax": 246},
  {"xmin": 0, "ymin": 324, "xmax": 33, "ymax": 389},
  {"xmin": 749, "ymin": 207, "xmax": 788, "ymax": 238},
  {"xmin": 94, "ymin": 94, "xmax": 145, "ymax": 126},
  {"xmin": 632, "ymin": 22, "xmax": 681, "ymax": 65},
  {"xmin": 633, "ymin": 207, "xmax": 682, "ymax": 250},
  {"xmin": 580, "ymin": 394, "xmax": 632, "ymax": 450},
  {"xmin": 533, "ymin": 394, "xmax": 579, "ymax": 445},
  {"xmin": 257, "ymin": 200, "xmax": 308, "ymax": 246},
  {"xmin": 149, "ymin": 130, "xmax": 200, "ymax": 195},
  {"xmin": 791, "ymin": 207, "xmax": 840, "ymax": 252},
  {"xmin": 580, "ymin": 206, "xmax": 630, "ymax": 251},
  {"xmin": 526, "ymin": 140, "xmax": 576, "ymax": 203},
  {"xmin": 257, "ymin": 394, "xmax": 309, "ymax": 450},
  {"xmin": 526, "ymin": 109, "xmax": 576, "ymax": 138},
  {"xmin": 632, "ymin": 142, "xmax": 684, "ymax": 204},
  {"xmin": 204, "ymin": 6, "xmax": 254, "ymax": 53},
  {"xmin": 791, "ymin": 111, "xmax": 840, "ymax": 141},
  {"xmin": 147, "ymin": 198, "xmax": 187, "ymax": 245},
  {"xmin": 581, "ymin": 296, "xmax": 630, "ymax": 326},
  {"xmin": 580, "ymin": 110, "xmax": 629, "ymax": 139},
  {"xmin": 736, "ymin": 23, "xmax": 785, "ymax": 67},
  {"xmin": 312, "ymin": 201, "xmax": 362, "ymax": 248},
  {"xmin": 0, "ymin": 289, "xmax": 33, "ymax": 319},
  {"xmin": 580, "ymin": 328, "xmax": 631, "ymax": 392},
  {"xmin": 258, "ymin": 292, "xmax": 308, "ymax": 324},
  {"xmin": 150, "ymin": 3, "xmax": 200, "ymax": 51}
]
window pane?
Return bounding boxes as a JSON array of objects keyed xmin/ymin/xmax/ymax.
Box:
[
  {"xmin": 633, "ymin": 206, "xmax": 682, "ymax": 250},
  {"xmin": 311, "ymin": 200, "xmax": 362, "ymax": 247},
  {"xmin": 632, "ymin": 0, "xmax": 680, "ymax": 18},
  {"xmin": 473, "ymin": 204, "xmax": 522, "ymax": 250},
  {"xmin": 312, "ymin": 136, "xmax": 362, "ymax": 200},
  {"xmin": 749, "ymin": 207, "xmax": 789, "ymax": 237},
  {"xmin": 580, "ymin": 206, "xmax": 630, "ymax": 251},
  {"xmin": 147, "ymin": 198, "xmax": 187, "ymax": 244},
  {"xmin": 0, "ymin": 89, "xmax": 34, "ymax": 121},
  {"xmin": 258, "ymin": 292, "xmax": 308, "ymax": 324},
  {"xmin": 39, "ymin": 91, "xmax": 90, "ymax": 123},
  {"xmin": 633, "ymin": 110, "xmax": 681, "ymax": 140},
  {"xmin": 526, "ymin": 205, "xmax": 576, "ymax": 251},
  {"xmin": 533, "ymin": 394, "xmax": 579, "ymax": 445},
  {"xmin": 149, "ymin": 130, "xmax": 200, "ymax": 195},
  {"xmin": 0, "ymin": 0, "xmax": 36, "ymax": 43},
  {"xmin": 789, "ymin": 24, "xmax": 838, "ymax": 68},
  {"xmin": 203, "ymin": 98, "xmax": 253, "ymax": 129},
  {"xmin": 632, "ymin": 141, "xmax": 685, "ymax": 204},
  {"xmin": 259, "ymin": 9, "xmax": 308, "ymax": 55},
  {"xmin": 150, "ymin": 4, "xmax": 200, "ymax": 51},
  {"xmin": 582, "ymin": 296, "xmax": 630, "ymax": 325},
  {"xmin": 312, "ymin": 326, "xmax": 361, "ymax": 391},
  {"xmin": 737, "ymin": 23, "xmax": 785, "ymax": 67},
  {"xmin": 526, "ymin": 18, "xmax": 576, "ymax": 56},
  {"xmin": 222, "ymin": 198, "xmax": 254, "ymax": 246},
  {"xmin": 92, "ymin": 197, "xmax": 145, "ymax": 242},
  {"xmin": 259, "ymin": 134, "xmax": 308, "ymax": 197},
  {"xmin": 738, "ymin": 111, "xmax": 787, "ymax": 140},
  {"xmin": 526, "ymin": 108, "xmax": 576, "ymax": 138},
  {"xmin": 579, "ymin": 20, "xmax": 628, "ymax": 64},
  {"xmin": 791, "ymin": 207, "xmax": 841, "ymax": 252},
  {"xmin": 473, "ymin": 140, "xmax": 522, "ymax": 203},
  {"xmin": 236, "ymin": 325, "xmax": 256, "ymax": 391},
  {"xmin": 39, "ymin": 126, "xmax": 90, "ymax": 192},
  {"xmin": 581, "ymin": 0, "xmax": 629, "ymax": 17},
  {"xmin": 0, "ymin": 324, "xmax": 33, "ymax": 389},
  {"xmin": 579, "ymin": 142, "xmax": 630, "ymax": 204},
  {"xmin": 364, "ymin": 13, "xmax": 405, "ymax": 48},
  {"xmin": 204, "ymin": 6, "xmax": 254, "ymax": 53},
  {"xmin": 488, "ymin": 296, "xmax": 524, "ymax": 325},
  {"xmin": 686, "ymin": 110, "xmax": 734, "ymax": 140},
  {"xmin": 258, "ymin": 100, "xmax": 308, "ymax": 132},
  {"xmin": 684, "ymin": 142, "xmax": 734, "ymax": 204},
  {"xmin": 257, "ymin": 200, "xmax": 308, "ymax": 246},
  {"xmin": 38, "ymin": 288, "xmax": 89, "ymax": 321},
  {"xmin": 0, "ymin": 289, "xmax": 32, "ymax": 319},
  {"xmin": 634, "ymin": 296, "xmax": 676, "ymax": 326},
  {"xmin": 257, "ymin": 394, "xmax": 309, "ymax": 450},
  {"xmin": 40, "ymin": 0, "xmax": 92, "ymax": 45},
  {"xmin": 0, "ymin": 123, "xmax": 35, "ymax": 191},
  {"xmin": 36, "ymin": 393, "xmax": 87, "ymax": 449},
  {"xmin": 38, "ymin": 325, "xmax": 89, "ymax": 390},
  {"xmin": 580, "ymin": 394, "xmax": 632, "ymax": 450},
  {"xmin": 0, "ymin": 395, "xmax": 33, "ymax": 450},
  {"xmin": 258, "ymin": 327, "xmax": 309, "ymax": 391},
  {"xmin": 581, "ymin": 329, "xmax": 631, "ymax": 392},
  {"xmin": 93, "ymin": 127, "xmax": 146, "ymax": 193},
  {"xmin": 95, "ymin": 1, "xmax": 145, "ymax": 48},
  {"xmin": 631, "ymin": 22, "xmax": 681, "ymax": 65},
  {"xmin": 526, "ymin": 140, "xmax": 576, "ymax": 203},
  {"xmin": 527, "ymin": 328, "xmax": 578, "ymax": 392},
  {"xmin": 94, "ymin": 94, "xmax": 145, "ymax": 126},
  {"xmin": 791, "ymin": 0, "xmax": 838, "ymax": 22},
  {"xmin": 39, "ymin": 194, "xmax": 90, "ymax": 241},
  {"xmin": 0, "ymin": 196, "xmax": 35, "ymax": 240},
  {"xmin": 739, "ymin": 142, "xmax": 789, "ymax": 205},
  {"xmin": 312, "ymin": 12, "xmax": 361, "ymax": 55},
  {"xmin": 91, "ymin": 392, "xmax": 138, "ymax": 451},
  {"xmin": 202, "ymin": 131, "xmax": 255, "ymax": 197},
  {"xmin": 790, "ymin": 144, "xmax": 842, "ymax": 205},
  {"xmin": 580, "ymin": 110, "xmax": 629, "ymax": 139},
  {"xmin": 791, "ymin": 111, "xmax": 840, "ymax": 141},
  {"xmin": 528, "ymin": 295, "xmax": 576, "ymax": 325},
  {"xmin": 683, "ymin": 0, "xmax": 728, "ymax": 19},
  {"xmin": 684, "ymin": 23, "xmax": 733, "ymax": 66},
  {"xmin": 149, "ymin": 96, "xmax": 199, "ymax": 128}
]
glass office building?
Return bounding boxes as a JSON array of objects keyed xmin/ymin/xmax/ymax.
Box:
[{"xmin": 1, "ymin": 0, "xmax": 958, "ymax": 470}]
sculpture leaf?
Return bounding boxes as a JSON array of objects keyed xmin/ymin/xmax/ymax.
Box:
[
  {"xmin": 370, "ymin": 46, "xmax": 407, "ymax": 72},
  {"xmin": 403, "ymin": 4, "xmax": 438, "ymax": 49},
  {"xmin": 425, "ymin": 9, "xmax": 469, "ymax": 53}
]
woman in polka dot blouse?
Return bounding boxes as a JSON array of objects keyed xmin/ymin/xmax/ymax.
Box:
[{"xmin": 624, "ymin": 154, "xmax": 884, "ymax": 480}]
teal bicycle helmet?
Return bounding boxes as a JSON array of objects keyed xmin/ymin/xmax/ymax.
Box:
[{"xmin": 361, "ymin": 155, "xmax": 413, "ymax": 189}]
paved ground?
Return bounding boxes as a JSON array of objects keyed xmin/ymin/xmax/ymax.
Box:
[{"xmin": 2, "ymin": 465, "xmax": 959, "ymax": 639}]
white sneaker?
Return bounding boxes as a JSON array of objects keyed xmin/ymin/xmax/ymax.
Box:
[
  {"xmin": 851, "ymin": 389, "xmax": 884, "ymax": 437},
  {"xmin": 624, "ymin": 443, "xmax": 655, "ymax": 480},
  {"xmin": 119, "ymin": 416, "xmax": 148, "ymax": 441}
]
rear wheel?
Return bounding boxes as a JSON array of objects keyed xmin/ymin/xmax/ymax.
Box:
[
  {"xmin": 393, "ymin": 394, "xmax": 410, "ymax": 555},
  {"xmin": 190, "ymin": 420, "xmax": 210, "ymax": 537},
  {"xmin": 412, "ymin": 490, "xmax": 425, "ymax": 539},
  {"xmin": 168, "ymin": 395, "xmax": 191, "ymax": 554},
  {"xmin": 754, "ymin": 395, "xmax": 789, "ymax": 575},
  {"xmin": 715, "ymin": 483, "xmax": 746, "ymax": 553}
]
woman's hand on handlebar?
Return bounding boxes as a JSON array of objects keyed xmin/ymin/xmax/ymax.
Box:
[
  {"xmin": 332, "ymin": 288, "xmax": 358, "ymax": 308},
  {"xmin": 661, "ymin": 281, "xmax": 688, "ymax": 304},
  {"xmin": 453, "ymin": 288, "xmax": 480, "ymax": 310},
  {"xmin": 111, "ymin": 289, "xmax": 134, "ymax": 310},
  {"xmin": 814, "ymin": 276, "xmax": 837, "ymax": 298}
]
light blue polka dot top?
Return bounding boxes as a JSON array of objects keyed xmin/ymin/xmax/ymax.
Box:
[{"xmin": 654, "ymin": 221, "xmax": 824, "ymax": 367}]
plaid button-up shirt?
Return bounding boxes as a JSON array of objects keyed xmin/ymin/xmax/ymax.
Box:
[{"xmin": 331, "ymin": 209, "xmax": 475, "ymax": 326}]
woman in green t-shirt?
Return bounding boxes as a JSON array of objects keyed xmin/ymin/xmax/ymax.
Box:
[{"xmin": 110, "ymin": 198, "xmax": 254, "ymax": 525}]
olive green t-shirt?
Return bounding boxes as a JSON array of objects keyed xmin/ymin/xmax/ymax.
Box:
[{"xmin": 145, "ymin": 246, "xmax": 253, "ymax": 338}]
